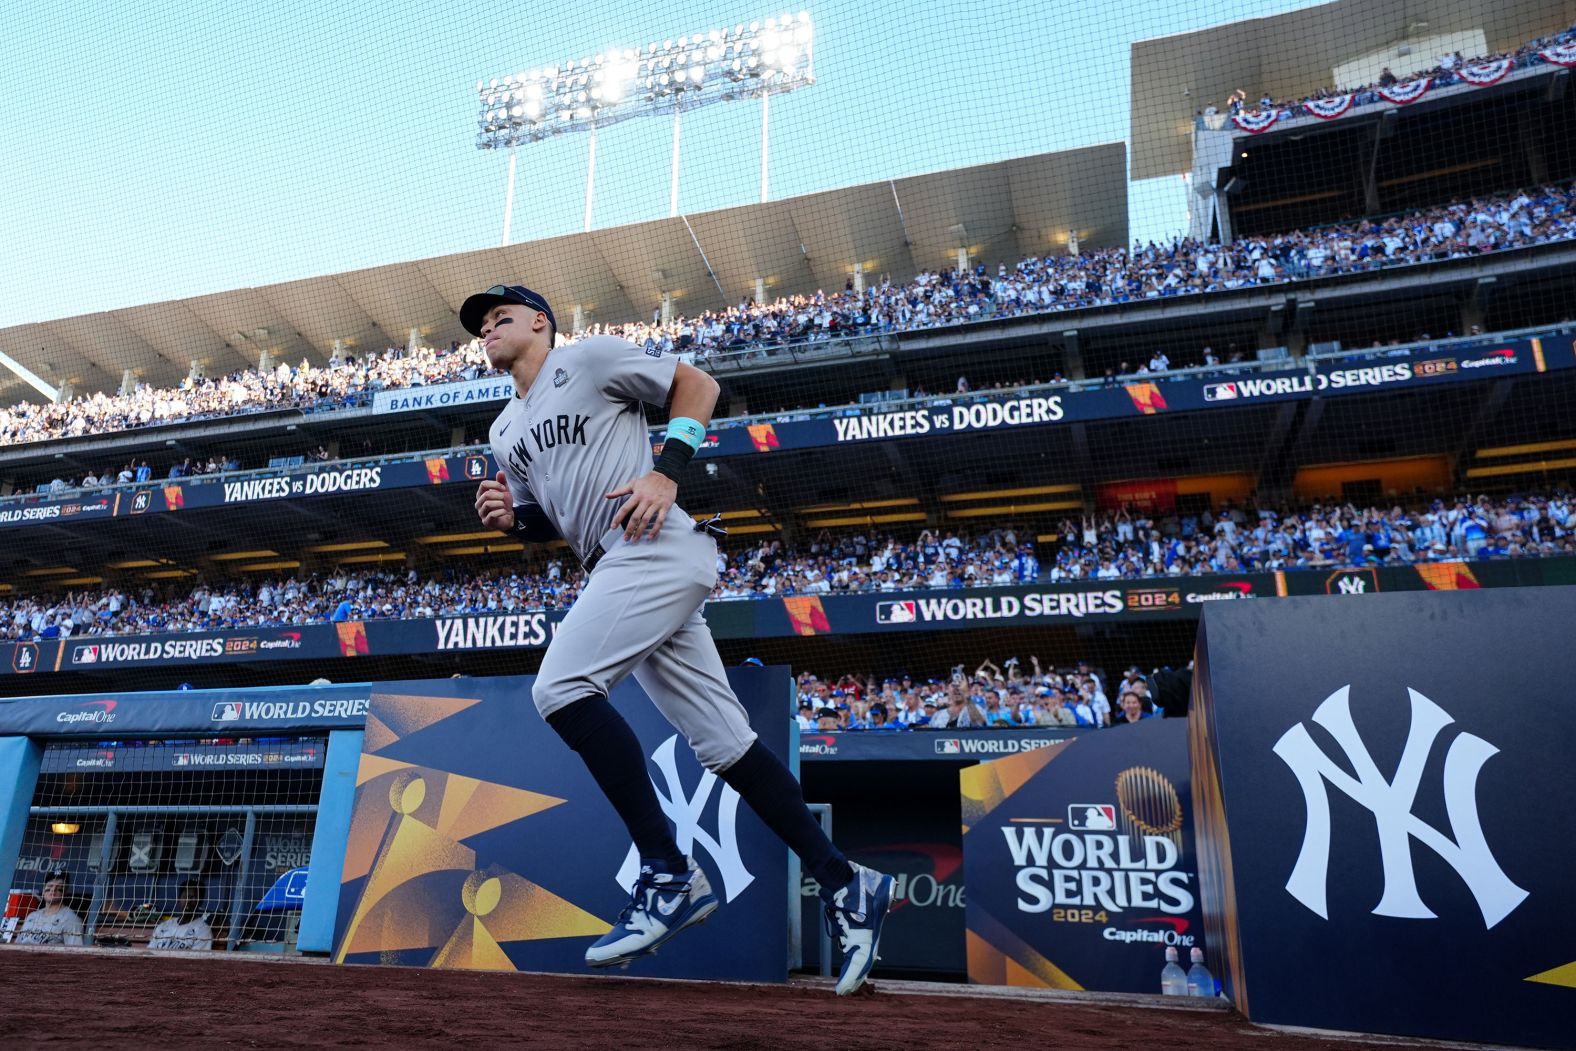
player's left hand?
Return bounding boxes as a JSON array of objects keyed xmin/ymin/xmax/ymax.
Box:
[{"xmin": 606, "ymin": 471, "xmax": 678, "ymax": 541}]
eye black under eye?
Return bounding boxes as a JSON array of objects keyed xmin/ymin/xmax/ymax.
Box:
[{"xmin": 493, "ymin": 316, "xmax": 513, "ymax": 327}]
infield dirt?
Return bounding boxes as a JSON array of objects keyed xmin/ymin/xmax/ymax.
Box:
[{"xmin": 0, "ymin": 946, "xmax": 1423, "ymax": 1049}]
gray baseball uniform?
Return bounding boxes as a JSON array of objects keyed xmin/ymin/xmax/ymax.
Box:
[{"xmin": 487, "ymin": 335, "xmax": 757, "ymax": 771}]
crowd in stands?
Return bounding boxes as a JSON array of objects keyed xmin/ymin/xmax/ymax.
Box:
[
  {"xmin": 583, "ymin": 183, "xmax": 1576, "ymax": 360},
  {"xmin": 716, "ymin": 489, "xmax": 1574, "ymax": 594},
  {"xmin": 0, "ymin": 341, "xmax": 491, "ymax": 448},
  {"xmin": 4, "ymin": 179, "xmax": 1576, "ymax": 453},
  {"xmin": 43, "ymin": 454, "xmax": 246, "ymax": 493},
  {"xmin": 0, "ymin": 566, "xmax": 584, "ymax": 642},
  {"xmin": 793, "ymin": 659, "xmax": 1169, "ymax": 732},
  {"xmin": 23, "ymin": 444, "xmax": 368, "ymax": 498},
  {"xmin": 1, "ymin": 489, "xmax": 1568, "ymax": 644},
  {"xmin": 1206, "ymin": 22, "xmax": 1576, "ymax": 123}
]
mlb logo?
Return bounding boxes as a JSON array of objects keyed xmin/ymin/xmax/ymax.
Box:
[
  {"xmin": 74, "ymin": 645, "xmax": 99, "ymax": 665},
  {"xmin": 1068, "ymin": 804, "xmax": 1117, "ymax": 830},
  {"xmin": 174, "ymin": 754, "xmax": 190, "ymax": 767},
  {"xmin": 876, "ymin": 600, "xmax": 917, "ymax": 625},
  {"xmin": 282, "ymin": 867, "xmax": 310, "ymax": 902},
  {"xmin": 211, "ymin": 702, "xmax": 242, "ymax": 722},
  {"xmin": 130, "ymin": 490, "xmax": 152, "ymax": 514},
  {"xmin": 934, "ymin": 738, "xmax": 962, "ymax": 755},
  {"xmin": 1204, "ymin": 383, "xmax": 1238, "ymax": 401},
  {"xmin": 464, "ymin": 456, "xmax": 487, "ymax": 479}
]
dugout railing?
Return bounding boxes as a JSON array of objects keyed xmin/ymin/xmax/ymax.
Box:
[{"xmin": 24, "ymin": 803, "xmax": 319, "ymax": 951}]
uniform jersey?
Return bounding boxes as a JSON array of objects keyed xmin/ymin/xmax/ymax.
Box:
[
  {"xmin": 149, "ymin": 916, "xmax": 213, "ymax": 950},
  {"xmin": 488, "ymin": 335, "xmax": 680, "ymax": 562},
  {"xmin": 15, "ymin": 906, "xmax": 83, "ymax": 945}
]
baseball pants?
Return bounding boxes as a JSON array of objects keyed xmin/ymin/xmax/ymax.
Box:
[{"xmin": 531, "ymin": 512, "xmax": 759, "ymax": 771}]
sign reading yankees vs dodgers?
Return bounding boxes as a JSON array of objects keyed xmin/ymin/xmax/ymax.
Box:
[
  {"xmin": 332, "ymin": 669, "xmax": 788, "ymax": 982},
  {"xmin": 1191, "ymin": 589, "xmax": 1576, "ymax": 1049},
  {"xmin": 961, "ymin": 718, "xmax": 1203, "ymax": 995}
]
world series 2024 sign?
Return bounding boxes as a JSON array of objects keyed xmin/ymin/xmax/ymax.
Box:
[
  {"xmin": 1191, "ymin": 588, "xmax": 1576, "ymax": 1049},
  {"xmin": 961, "ymin": 718, "xmax": 1204, "ymax": 994}
]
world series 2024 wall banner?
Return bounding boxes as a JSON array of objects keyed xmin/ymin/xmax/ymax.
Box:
[
  {"xmin": 331, "ymin": 670, "xmax": 789, "ymax": 982},
  {"xmin": 960, "ymin": 717, "xmax": 1204, "ymax": 994}
]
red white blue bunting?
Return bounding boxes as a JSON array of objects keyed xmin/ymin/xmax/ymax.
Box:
[
  {"xmin": 1457, "ymin": 59, "xmax": 1514, "ymax": 86},
  {"xmin": 1230, "ymin": 109, "xmax": 1281, "ymax": 133},
  {"xmin": 1539, "ymin": 42, "xmax": 1576, "ymax": 67},
  {"xmin": 1220, "ymin": 45, "xmax": 1571, "ymax": 133},
  {"xmin": 1377, "ymin": 78, "xmax": 1431, "ymax": 104},
  {"xmin": 1303, "ymin": 94, "xmax": 1355, "ymax": 119}
]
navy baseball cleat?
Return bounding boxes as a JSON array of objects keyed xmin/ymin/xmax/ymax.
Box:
[
  {"xmin": 824, "ymin": 862, "xmax": 894, "ymax": 995},
  {"xmin": 585, "ymin": 858, "xmax": 718, "ymax": 969}
]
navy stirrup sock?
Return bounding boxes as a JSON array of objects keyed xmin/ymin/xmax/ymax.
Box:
[
  {"xmin": 545, "ymin": 696, "xmax": 686, "ymax": 874},
  {"xmin": 718, "ymin": 740, "xmax": 855, "ymax": 894}
]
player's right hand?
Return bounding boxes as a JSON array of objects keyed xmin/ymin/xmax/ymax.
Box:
[{"xmin": 476, "ymin": 470, "xmax": 514, "ymax": 531}]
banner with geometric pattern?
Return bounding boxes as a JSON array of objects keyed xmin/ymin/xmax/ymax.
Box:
[{"xmin": 332, "ymin": 670, "xmax": 788, "ymax": 981}]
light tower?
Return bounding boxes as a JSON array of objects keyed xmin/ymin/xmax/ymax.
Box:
[{"xmin": 475, "ymin": 12, "xmax": 816, "ymax": 243}]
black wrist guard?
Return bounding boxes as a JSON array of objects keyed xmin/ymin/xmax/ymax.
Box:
[
  {"xmin": 651, "ymin": 440, "xmax": 696, "ymax": 483},
  {"xmin": 509, "ymin": 505, "xmax": 560, "ymax": 543}
]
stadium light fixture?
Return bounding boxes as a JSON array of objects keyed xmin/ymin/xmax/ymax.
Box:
[{"xmin": 476, "ymin": 12, "xmax": 816, "ymax": 242}]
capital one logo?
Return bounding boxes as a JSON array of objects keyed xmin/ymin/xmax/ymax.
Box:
[
  {"xmin": 1273, "ymin": 686, "xmax": 1527, "ymax": 929},
  {"xmin": 616, "ymin": 735, "xmax": 754, "ymax": 902}
]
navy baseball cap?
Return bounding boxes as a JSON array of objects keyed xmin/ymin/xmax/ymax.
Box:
[{"xmin": 460, "ymin": 284, "xmax": 558, "ymax": 341}]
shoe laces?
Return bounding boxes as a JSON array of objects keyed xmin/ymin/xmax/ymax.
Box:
[
  {"xmin": 822, "ymin": 904, "xmax": 853, "ymax": 947},
  {"xmin": 618, "ymin": 870, "xmax": 689, "ymax": 926}
]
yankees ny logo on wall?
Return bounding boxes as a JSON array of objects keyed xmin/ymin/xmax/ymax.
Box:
[
  {"xmin": 616, "ymin": 736, "xmax": 755, "ymax": 902},
  {"xmin": 1273, "ymin": 686, "xmax": 1528, "ymax": 929}
]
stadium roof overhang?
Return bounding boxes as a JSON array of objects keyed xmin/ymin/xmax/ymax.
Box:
[
  {"xmin": 0, "ymin": 144, "xmax": 1127, "ymax": 403},
  {"xmin": 1129, "ymin": 0, "xmax": 1572, "ymax": 181}
]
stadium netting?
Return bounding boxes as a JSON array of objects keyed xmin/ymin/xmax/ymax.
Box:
[{"xmin": 3, "ymin": 0, "xmax": 1576, "ymax": 940}]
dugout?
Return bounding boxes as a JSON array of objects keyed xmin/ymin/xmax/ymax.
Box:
[
  {"xmin": 0, "ymin": 683, "xmax": 369, "ymax": 954},
  {"xmin": 0, "ymin": 672, "xmax": 1081, "ymax": 980}
]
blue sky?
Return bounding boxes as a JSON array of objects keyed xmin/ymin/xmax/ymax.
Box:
[{"xmin": 0, "ymin": 0, "xmax": 1315, "ymax": 327}]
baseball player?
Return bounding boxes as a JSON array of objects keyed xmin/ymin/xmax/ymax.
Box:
[
  {"xmin": 13, "ymin": 871, "xmax": 83, "ymax": 946},
  {"xmin": 463, "ymin": 285, "xmax": 891, "ymax": 994},
  {"xmin": 148, "ymin": 879, "xmax": 214, "ymax": 951}
]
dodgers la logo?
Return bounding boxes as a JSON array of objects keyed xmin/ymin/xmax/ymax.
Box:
[
  {"xmin": 1272, "ymin": 686, "xmax": 1527, "ymax": 929},
  {"xmin": 616, "ymin": 735, "xmax": 754, "ymax": 902}
]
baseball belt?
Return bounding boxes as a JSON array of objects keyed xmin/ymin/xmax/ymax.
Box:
[{"xmin": 580, "ymin": 514, "xmax": 728, "ymax": 575}]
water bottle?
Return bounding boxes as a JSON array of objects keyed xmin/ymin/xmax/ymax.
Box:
[
  {"xmin": 1160, "ymin": 946, "xmax": 1187, "ymax": 996},
  {"xmin": 1187, "ymin": 947, "xmax": 1214, "ymax": 997}
]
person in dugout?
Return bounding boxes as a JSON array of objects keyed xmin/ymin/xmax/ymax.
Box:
[{"xmin": 15, "ymin": 871, "xmax": 84, "ymax": 946}]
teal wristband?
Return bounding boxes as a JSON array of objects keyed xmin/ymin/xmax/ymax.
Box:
[{"xmin": 665, "ymin": 416, "xmax": 706, "ymax": 450}]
